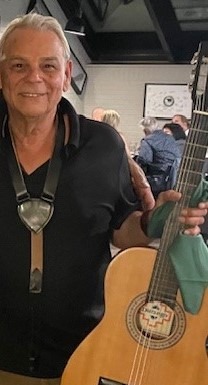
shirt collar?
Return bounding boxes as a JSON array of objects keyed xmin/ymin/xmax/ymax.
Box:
[
  {"xmin": 58, "ymin": 97, "xmax": 81, "ymax": 158},
  {"xmin": 0, "ymin": 94, "xmax": 81, "ymax": 158}
]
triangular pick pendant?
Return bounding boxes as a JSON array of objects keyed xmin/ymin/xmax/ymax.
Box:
[{"xmin": 18, "ymin": 199, "xmax": 54, "ymax": 233}]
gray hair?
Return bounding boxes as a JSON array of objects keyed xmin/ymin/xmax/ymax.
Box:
[
  {"xmin": 139, "ymin": 116, "xmax": 159, "ymax": 135},
  {"xmin": 0, "ymin": 12, "xmax": 70, "ymax": 61}
]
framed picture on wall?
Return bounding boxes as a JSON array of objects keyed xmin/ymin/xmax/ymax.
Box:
[
  {"xmin": 143, "ymin": 83, "xmax": 193, "ymax": 119},
  {"xmin": 70, "ymin": 50, "xmax": 88, "ymax": 95}
]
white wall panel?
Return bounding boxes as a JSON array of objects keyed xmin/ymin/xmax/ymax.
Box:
[
  {"xmin": 84, "ymin": 64, "xmax": 192, "ymax": 147},
  {"xmin": 0, "ymin": 0, "xmax": 28, "ymax": 28}
]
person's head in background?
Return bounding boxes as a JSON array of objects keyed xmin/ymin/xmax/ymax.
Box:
[
  {"xmin": 172, "ymin": 114, "xmax": 190, "ymax": 135},
  {"xmin": 139, "ymin": 116, "xmax": 159, "ymax": 136},
  {"xmin": 102, "ymin": 109, "xmax": 132, "ymax": 157},
  {"xmin": 91, "ymin": 107, "xmax": 105, "ymax": 122},
  {"xmin": 102, "ymin": 109, "xmax": 120, "ymax": 130},
  {"xmin": 163, "ymin": 123, "xmax": 186, "ymax": 140}
]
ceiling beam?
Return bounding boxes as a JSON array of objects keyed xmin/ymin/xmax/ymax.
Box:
[
  {"xmin": 91, "ymin": 32, "xmax": 168, "ymax": 63},
  {"xmin": 57, "ymin": 0, "xmax": 208, "ymax": 64},
  {"xmin": 144, "ymin": 0, "xmax": 182, "ymax": 62}
]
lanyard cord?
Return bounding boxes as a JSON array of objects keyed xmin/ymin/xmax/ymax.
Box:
[{"xmin": 5, "ymin": 110, "xmax": 65, "ymax": 205}]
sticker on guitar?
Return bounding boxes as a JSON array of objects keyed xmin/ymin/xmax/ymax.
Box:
[
  {"xmin": 126, "ymin": 292, "xmax": 186, "ymax": 349},
  {"xmin": 140, "ymin": 301, "xmax": 174, "ymax": 336}
]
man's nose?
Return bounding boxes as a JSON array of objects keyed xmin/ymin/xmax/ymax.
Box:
[{"xmin": 27, "ymin": 66, "xmax": 42, "ymax": 81}]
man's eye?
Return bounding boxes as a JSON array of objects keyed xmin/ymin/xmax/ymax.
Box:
[
  {"xmin": 11, "ymin": 63, "xmax": 24, "ymax": 70},
  {"xmin": 44, "ymin": 64, "xmax": 56, "ymax": 70}
]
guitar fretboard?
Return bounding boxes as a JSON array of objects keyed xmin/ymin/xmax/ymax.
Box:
[{"xmin": 147, "ymin": 107, "xmax": 208, "ymax": 308}]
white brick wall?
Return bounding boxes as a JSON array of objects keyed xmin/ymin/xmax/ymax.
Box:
[{"xmin": 83, "ymin": 64, "xmax": 192, "ymax": 147}]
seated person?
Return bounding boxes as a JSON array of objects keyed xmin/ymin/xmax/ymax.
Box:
[
  {"xmin": 163, "ymin": 122, "xmax": 186, "ymax": 157},
  {"xmin": 135, "ymin": 123, "xmax": 180, "ymax": 197},
  {"xmin": 102, "ymin": 109, "xmax": 155, "ymax": 209}
]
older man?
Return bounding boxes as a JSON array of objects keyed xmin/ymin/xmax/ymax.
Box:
[{"xmin": 0, "ymin": 13, "xmax": 207, "ymax": 385}]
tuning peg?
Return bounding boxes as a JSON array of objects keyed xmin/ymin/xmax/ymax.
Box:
[{"xmin": 190, "ymin": 51, "xmax": 198, "ymax": 65}]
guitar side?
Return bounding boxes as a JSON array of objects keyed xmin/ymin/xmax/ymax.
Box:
[{"xmin": 61, "ymin": 247, "xmax": 208, "ymax": 385}]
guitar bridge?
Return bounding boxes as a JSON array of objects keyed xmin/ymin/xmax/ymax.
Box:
[{"xmin": 99, "ymin": 378, "xmax": 126, "ymax": 385}]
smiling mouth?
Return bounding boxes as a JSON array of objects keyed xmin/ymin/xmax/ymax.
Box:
[{"xmin": 21, "ymin": 93, "xmax": 45, "ymax": 97}]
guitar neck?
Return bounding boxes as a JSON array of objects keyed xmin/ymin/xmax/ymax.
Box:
[
  {"xmin": 177, "ymin": 109, "xmax": 208, "ymax": 201},
  {"xmin": 148, "ymin": 106, "xmax": 208, "ymax": 307}
]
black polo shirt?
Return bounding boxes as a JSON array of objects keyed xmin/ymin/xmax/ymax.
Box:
[{"xmin": 0, "ymin": 97, "xmax": 140, "ymax": 378}]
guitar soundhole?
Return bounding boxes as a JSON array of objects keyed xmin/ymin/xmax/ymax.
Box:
[
  {"xmin": 126, "ymin": 292, "xmax": 186, "ymax": 350},
  {"xmin": 99, "ymin": 377, "xmax": 126, "ymax": 385}
]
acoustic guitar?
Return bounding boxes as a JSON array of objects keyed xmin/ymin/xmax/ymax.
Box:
[{"xmin": 61, "ymin": 42, "xmax": 208, "ymax": 385}]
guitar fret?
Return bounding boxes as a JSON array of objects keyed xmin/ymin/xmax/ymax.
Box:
[
  {"xmin": 147, "ymin": 292, "xmax": 177, "ymax": 309},
  {"xmin": 152, "ymin": 276, "xmax": 178, "ymax": 285},
  {"xmin": 191, "ymin": 127, "xmax": 208, "ymax": 133},
  {"xmin": 182, "ymin": 156, "xmax": 205, "ymax": 164},
  {"xmin": 181, "ymin": 170, "xmax": 203, "ymax": 177},
  {"xmin": 193, "ymin": 109, "xmax": 208, "ymax": 116},
  {"xmin": 179, "ymin": 183, "xmax": 197, "ymax": 190},
  {"xmin": 149, "ymin": 292, "xmax": 177, "ymax": 301},
  {"xmin": 186, "ymin": 142, "xmax": 208, "ymax": 149}
]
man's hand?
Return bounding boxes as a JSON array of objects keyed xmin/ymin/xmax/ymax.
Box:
[
  {"xmin": 155, "ymin": 190, "xmax": 208, "ymax": 235},
  {"xmin": 113, "ymin": 189, "xmax": 208, "ymax": 250},
  {"xmin": 128, "ymin": 158, "xmax": 155, "ymax": 210}
]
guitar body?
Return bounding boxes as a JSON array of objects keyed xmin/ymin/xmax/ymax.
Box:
[{"xmin": 61, "ymin": 247, "xmax": 208, "ymax": 385}]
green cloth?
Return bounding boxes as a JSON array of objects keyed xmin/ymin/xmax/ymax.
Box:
[
  {"xmin": 147, "ymin": 178, "xmax": 208, "ymax": 314},
  {"xmin": 147, "ymin": 201, "xmax": 174, "ymax": 238},
  {"xmin": 147, "ymin": 178, "xmax": 208, "ymax": 238},
  {"xmin": 168, "ymin": 233, "xmax": 208, "ymax": 314}
]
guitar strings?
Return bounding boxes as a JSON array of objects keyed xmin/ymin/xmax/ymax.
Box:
[
  {"xmin": 155, "ymin": 93, "xmax": 206, "ymax": 303},
  {"xmin": 127, "ymin": 320, "xmax": 155, "ymax": 385},
  {"xmin": 129, "ymin": 91, "xmax": 208, "ymax": 385},
  {"xmin": 153, "ymin": 92, "xmax": 206, "ymax": 306}
]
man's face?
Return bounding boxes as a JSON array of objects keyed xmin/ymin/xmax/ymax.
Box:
[
  {"xmin": 172, "ymin": 115, "xmax": 187, "ymax": 131},
  {"xmin": 92, "ymin": 108, "xmax": 105, "ymax": 122},
  {"xmin": 0, "ymin": 27, "xmax": 71, "ymax": 119}
]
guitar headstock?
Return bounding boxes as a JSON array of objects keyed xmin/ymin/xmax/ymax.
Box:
[{"xmin": 189, "ymin": 41, "xmax": 208, "ymax": 110}]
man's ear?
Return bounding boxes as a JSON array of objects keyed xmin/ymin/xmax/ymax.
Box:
[{"xmin": 63, "ymin": 60, "xmax": 72, "ymax": 92}]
